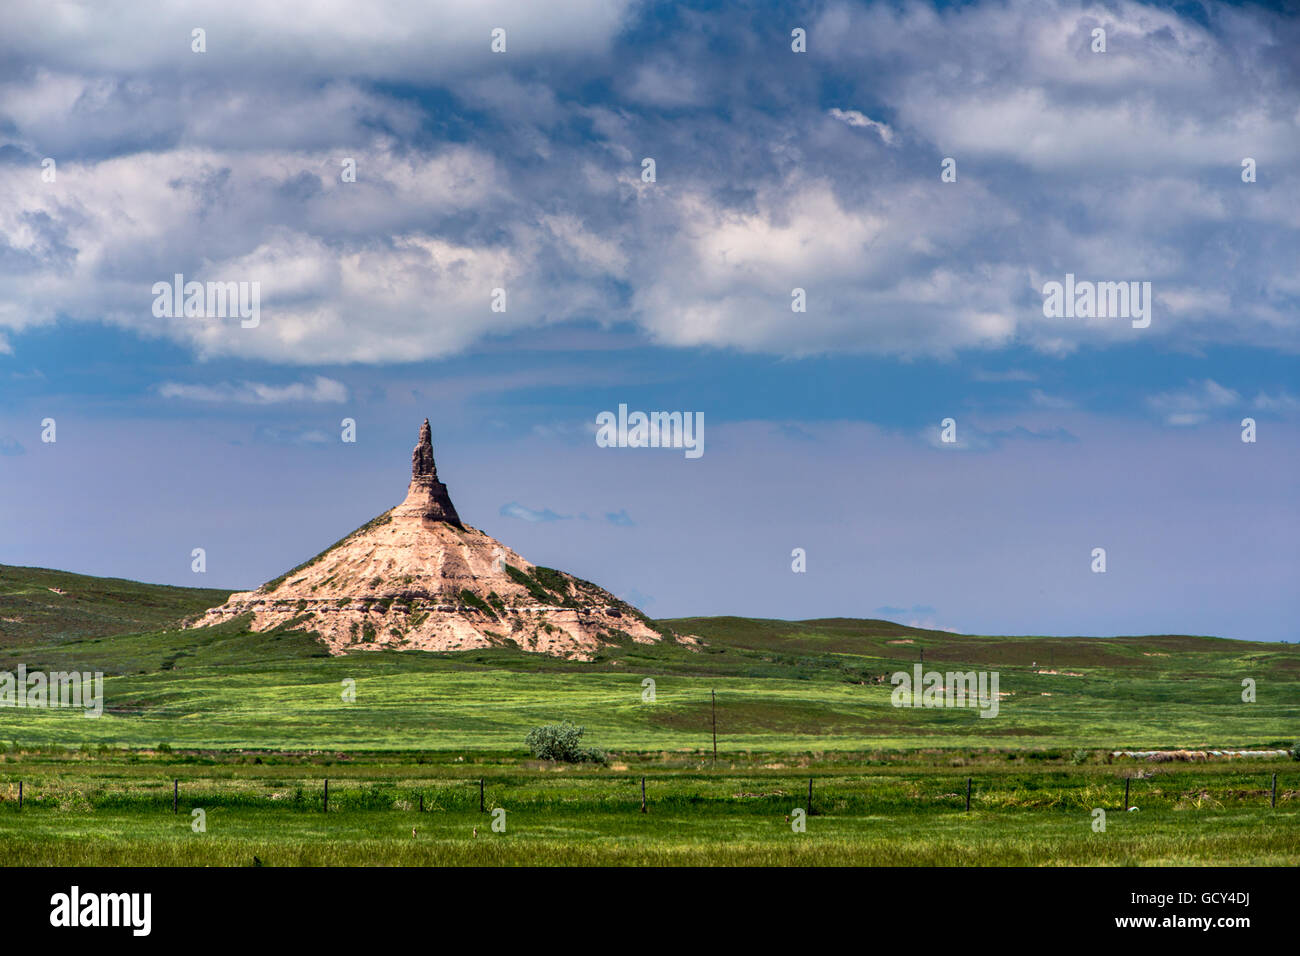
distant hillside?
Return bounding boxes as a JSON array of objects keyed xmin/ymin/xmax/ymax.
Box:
[
  {"xmin": 2, "ymin": 563, "xmax": 1292, "ymax": 675},
  {"xmin": 665, "ymin": 616, "xmax": 1298, "ymax": 675},
  {"xmin": 0, "ymin": 565, "xmax": 1295, "ymax": 752},
  {"xmin": 0, "ymin": 564, "xmax": 232, "ymax": 648}
]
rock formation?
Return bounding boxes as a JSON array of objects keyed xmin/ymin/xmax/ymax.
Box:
[
  {"xmin": 402, "ymin": 418, "xmax": 461, "ymax": 526},
  {"xmin": 192, "ymin": 419, "xmax": 667, "ymax": 660}
]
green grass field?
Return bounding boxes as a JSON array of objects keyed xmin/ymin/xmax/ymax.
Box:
[
  {"xmin": 1, "ymin": 751, "xmax": 1296, "ymax": 865},
  {"xmin": 0, "ymin": 564, "xmax": 1296, "ymax": 865}
]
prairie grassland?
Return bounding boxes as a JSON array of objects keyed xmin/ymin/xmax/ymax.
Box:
[
  {"xmin": 0, "ymin": 612, "xmax": 1294, "ymax": 752},
  {"xmin": 0, "ymin": 752, "xmax": 1296, "ymax": 866},
  {"xmin": 0, "ymin": 565, "xmax": 1296, "ymax": 865}
]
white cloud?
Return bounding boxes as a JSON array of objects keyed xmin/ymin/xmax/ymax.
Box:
[
  {"xmin": 0, "ymin": 146, "xmax": 574, "ymax": 364},
  {"xmin": 1030, "ymin": 389, "xmax": 1074, "ymax": 410},
  {"xmin": 0, "ymin": 1, "xmax": 637, "ymax": 80},
  {"xmin": 626, "ymin": 61, "xmax": 704, "ymax": 108},
  {"xmin": 818, "ymin": 0, "xmax": 1299, "ymax": 170},
  {"xmin": 632, "ymin": 179, "xmax": 1034, "ymax": 357},
  {"xmin": 922, "ymin": 424, "xmax": 991, "ymax": 452},
  {"xmin": 1146, "ymin": 379, "xmax": 1241, "ymax": 425},
  {"xmin": 158, "ymin": 376, "xmax": 348, "ymax": 404},
  {"xmin": 827, "ymin": 108, "xmax": 896, "ymax": 145},
  {"xmin": 499, "ymin": 501, "xmax": 570, "ymax": 523},
  {"xmin": 1253, "ymin": 391, "xmax": 1300, "ymax": 414},
  {"xmin": 0, "ymin": 0, "xmax": 1294, "ymax": 364}
]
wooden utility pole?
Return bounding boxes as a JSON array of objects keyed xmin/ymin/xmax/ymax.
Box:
[
  {"xmin": 711, "ymin": 690, "xmax": 717, "ymax": 764},
  {"xmin": 965, "ymin": 777, "xmax": 972, "ymax": 812}
]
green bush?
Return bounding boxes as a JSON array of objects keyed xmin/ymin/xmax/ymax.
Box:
[
  {"xmin": 525, "ymin": 722, "xmax": 608, "ymax": 764},
  {"xmin": 459, "ymin": 589, "xmax": 498, "ymax": 620},
  {"xmin": 1070, "ymin": 748, "xmax": 1090, "ymax": 765},
  {"xmin": 531, "ymin": 567, "xmax": 570, "ymax": 595},
  {"xmin": 505, "ymin": 565, "xmax": 558, "ymax": 605}
]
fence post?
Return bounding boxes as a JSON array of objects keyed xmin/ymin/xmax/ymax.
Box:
[
  {"xmin": 17, "ymin": 781, "xmax": 21, "ymax": 810},
  {"xmin": 324, "ymin": 778, "xmax": 328, "ymax": 813},
  {"xmin": 419, "ymin": 793, "xmax": 424, "ymax": 813},
  {"xmin": 1272, "ymin": 773, "xmax": 1277, "ymax": 809},
  {"xmin": 641, "ymin": 776, "xmax": 647, "ymax": 814},
  {"xmin": 808, "ymin": 777, "xmax": 814, "ymax": 816},
  {"xmin": 711, "ymin": 690, "xmax": 717, "ymax": 764},
  {"xmin": 1123, "ymin": 777, "xmax": 1130, "ymax": 812},
  {"xmin": 480, "ymin": 778, "xmax": 485, "ymax": 813},
  {"xmin": 173, "ymin": 779, "xmax": 178, "ymax": 814},
  {"xmin": 966, "ymin": 777, "xmax": 972, "ymax": 812}
]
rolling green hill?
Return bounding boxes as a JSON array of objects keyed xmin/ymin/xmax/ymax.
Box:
[
  {"xmin": 0, "ymin": 564, "xmax": 232, "ymax": 648},
  {"xmin": 0, "ymin": 563, "xmax": 1294, "ymax": 753},
  {"xmin": 0, "ymin": 565, "xmax": 1295, "ymax": 867}
]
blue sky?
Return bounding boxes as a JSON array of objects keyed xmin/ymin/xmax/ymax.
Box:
[{"xmin": 0, "ymin": 0, "xmax": 1297, "ymax": 640}]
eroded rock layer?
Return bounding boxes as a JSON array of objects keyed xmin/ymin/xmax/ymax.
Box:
[{"xmin": 192, "ymin": 419, "xmax": 664, "ymax": 660}]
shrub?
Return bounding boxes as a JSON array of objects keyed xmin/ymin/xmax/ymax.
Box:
[
  {"xmin": 1292, "ymin": 742, "xmax": 1300, "ymax": 761},
  {"xmin": 525, "ymin": 722, "xmax": 608, "ymax": 764},
  {"xmin": 1070, "ymin": 748, "xmax": 1090, "ymax": 765},
  {"xmin": 531, "ymin": 567, "xmax": 570, "ymax": 595},
  {"xmin": 505, "ymin": 565, "xmax": 561, "ymax": 605},
  {"xmin": 459, "ymin": 589, "xmax": 498, "ymax": 620}
]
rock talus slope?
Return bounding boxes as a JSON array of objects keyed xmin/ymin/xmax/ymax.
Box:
[{"xmin": 193, "ymin": 419, "xmax": 664, "ymax": 659}]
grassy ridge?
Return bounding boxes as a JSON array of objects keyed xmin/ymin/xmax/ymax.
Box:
[
  {"xmin": 0, "ymin": 564, "xmax": 231, "ymax": 648},
  {"xmin": 0, "ymin": 565, "xmax": 1296, "ymax": 865},
  {"xmin": 0, "ymin": 564, "xmax": 1295, "ymax": 753}
]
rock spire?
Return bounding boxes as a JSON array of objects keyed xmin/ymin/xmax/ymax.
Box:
[
  {"xmin": 396, "ymin": 417, "xmax": 462, "ymax": 526},
  {"xmin": 190, "ymin": 416, "xmax": 680, "ymax": 660}
]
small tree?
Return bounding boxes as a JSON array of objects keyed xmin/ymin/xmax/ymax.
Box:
[{"xmin": 525, "ymin": 722, "xmax": 607, "ymax": 764}]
